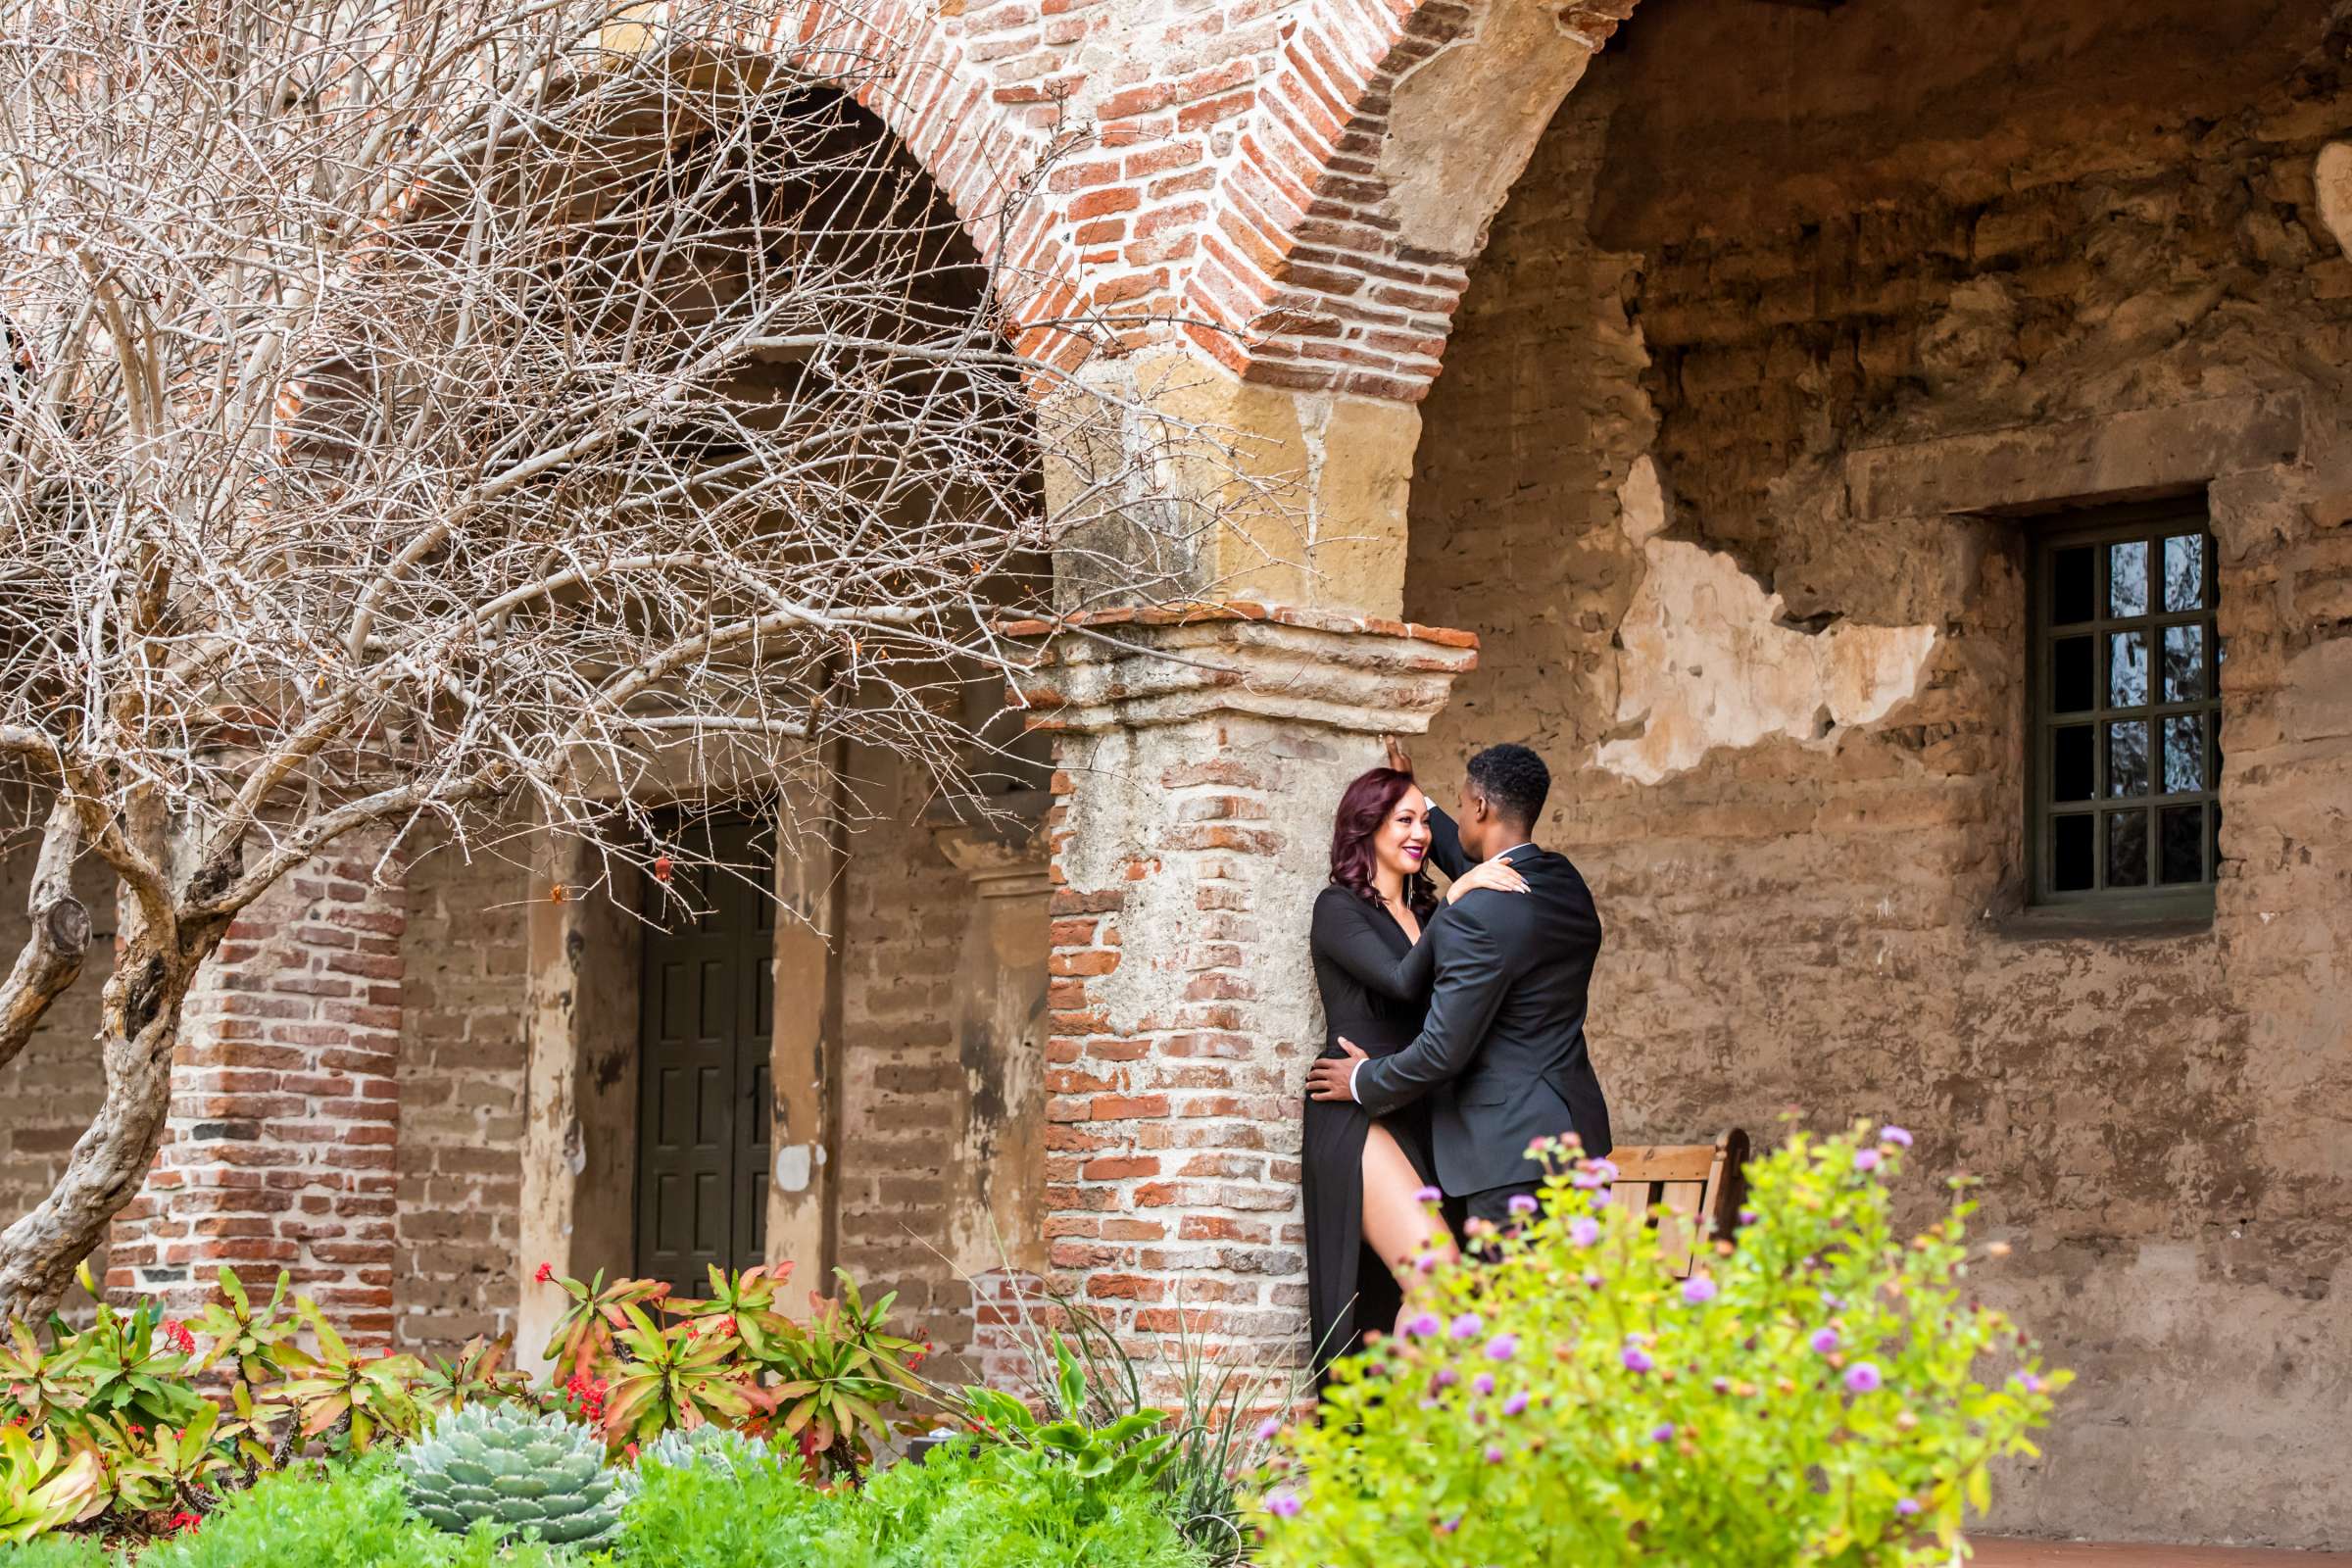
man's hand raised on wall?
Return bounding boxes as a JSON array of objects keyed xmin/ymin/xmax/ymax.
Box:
[{"xmin": 1384, "ymin": 735, "xmax": 1413, "ymax": 775}]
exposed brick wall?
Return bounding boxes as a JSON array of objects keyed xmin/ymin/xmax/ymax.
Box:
[
  {"xmin": 393, "ymin": 836, "xmax": 530, "ymax": 1353},
  {"xmin": 109, "ymin": 846, "xmax": 406, "ymax": 1342},
  {"xmin": 834, "ymin": 745, "xmax": 987, "ymax": 1356},
  {"xmin": 773, "ymin": 0, "xmax": 1629, "ymax": 394},
  {"xmin": 1406, "ymin": 1, "xmax": 2352, "ymax": 1546}
]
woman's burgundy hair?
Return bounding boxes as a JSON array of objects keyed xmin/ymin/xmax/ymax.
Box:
[{"xmin": 1329, "ymin": 767, "xmax": 1434, "ymax": 911}]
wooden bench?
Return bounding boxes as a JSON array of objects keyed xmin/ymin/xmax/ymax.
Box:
[{"xmin": 1608, "ymin": 1129, "xmax": 1751, "ymax": 1276}]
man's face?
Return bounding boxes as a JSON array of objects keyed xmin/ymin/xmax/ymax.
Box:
[{"xmin": 1456, "ymin": 779, "xmax": 1492, "ymax": 861}]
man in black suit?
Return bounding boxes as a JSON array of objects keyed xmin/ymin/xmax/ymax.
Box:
[{"xmin": 1304, "ymin": 742, "xmax": 1612, "ymax": 1232}]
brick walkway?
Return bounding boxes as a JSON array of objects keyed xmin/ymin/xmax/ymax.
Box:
[{"xmin": 1976, "ymin": 1543, "xmax": 2350, "ymax": 1566}]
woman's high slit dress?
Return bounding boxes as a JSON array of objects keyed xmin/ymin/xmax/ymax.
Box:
[{"xmin": 1301, "ymin": 829, "xmax": 1470, "ymax": 1386}]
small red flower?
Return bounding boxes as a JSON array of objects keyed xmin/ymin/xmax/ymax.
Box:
[
  {"xmin": 168, "ymin": 1511, "xmax": 202, "ymax": 1535},
  {"xmin": 534, "ymin": 1262, "xmax": 555, "ymax": 1284},
  {"xmin": 653, "ymin": 856, "xmax": 674, "ymax": 884}
]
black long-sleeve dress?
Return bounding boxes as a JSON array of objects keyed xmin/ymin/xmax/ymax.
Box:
[{"xmin": 1300, "ymin": 811, "xmax": 1472, "ymax": 1382}]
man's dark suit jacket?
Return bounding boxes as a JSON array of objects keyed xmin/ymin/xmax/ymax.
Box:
[{"xmin": 1352, "ymin": 808, "xmax": 1612, "ymax": 1196}]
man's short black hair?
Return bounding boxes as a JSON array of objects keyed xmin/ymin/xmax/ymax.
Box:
[{"xmin": 1465, "ymin": 744, "xmax": 1549, "ymax": 828}]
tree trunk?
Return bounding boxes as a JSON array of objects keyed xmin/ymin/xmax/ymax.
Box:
[
  {"xmin": 0, "ymin": 797, "xmax": 93, "ymax": 1074},
  {"xmin": 0, "ymin": 932, "xmax": 197, "ymax": 1322}
]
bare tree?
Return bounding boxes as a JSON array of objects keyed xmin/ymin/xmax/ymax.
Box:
[{"xmin": 0, "ymin": 0, "xmax": 1259, "ymax": 1317}]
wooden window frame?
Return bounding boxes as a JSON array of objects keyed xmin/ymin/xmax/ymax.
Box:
[{"xmin": 2026, "ymin": 498, "xmax": 2221, "ymax": 922}]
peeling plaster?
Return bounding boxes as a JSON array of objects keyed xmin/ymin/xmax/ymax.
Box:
[
  {"xmin": 1592, "ymin": 458, "xmax": 1937, "ymax": 785},
  {"xmin": 2317, "ymin": 142, "xmax": 2352, "ymax": 258}
]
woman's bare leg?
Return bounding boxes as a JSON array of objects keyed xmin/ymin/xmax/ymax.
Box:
[{"xmin": 1360, "ymin": 1121, "xmax": 1457, "ymax": 1337}]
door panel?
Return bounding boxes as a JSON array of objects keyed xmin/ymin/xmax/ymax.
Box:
[{"xmin": 634, "ymin": 817, "xmax": 776, "ymax": 1294}]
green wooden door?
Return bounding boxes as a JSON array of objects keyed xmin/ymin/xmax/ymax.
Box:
[{"xmin": 634, "ymin": 818, "xmax": 774, "ymax": 1293}]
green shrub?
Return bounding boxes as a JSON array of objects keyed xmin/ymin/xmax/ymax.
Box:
[
  {"xmin": 129, "ymin": 1463, "xmax": 572, "ymax": 1568},
  {"xmin": 1252, "ymin": 1122, "xmax": 2068, "ymax": 1568},
  {"xmin": 612, "ymin": 1453, "xmax": 843, "ymax": 1567},
  {"xmin": 0, "ymin": 1534, "xmax": 115, "ymax": 1568},
  {"xmin": 834, "ymin": 1441, "xmax": 1205, "ymax": 1568}
]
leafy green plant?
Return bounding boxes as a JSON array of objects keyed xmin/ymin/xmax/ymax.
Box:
[
  {"xmin": 598, "ymin": 1303, "xmax": 755, "ymax": 1446},
  {"xmin": 275, "ymin": 1304, "xmax": 426, "ymax": 1455},
  {"xmin": 960, "ymin": 1334, "xmax": 1175, "ymax": 1498},
  {"xmin": 838, "ymin": 1439, "xmax": 1205, "ymax": 1568},
  {"xmin": 187, "ymin": 1269, "xmax": 303, "ymax": 1396},
  {"xmin": 0, "ymin": 1424, "xmax": 103, "ymax": 1544},
  {"xmin": 400, "ymin": 1401, "xmax": 627, "ymax": 1549},
  {"xmin": 751, "ymin": 1269, "xmax": 925, "ymax": 1474},
  {"xmin": 1251, "ymin": 1122, "xmax": 2068, "ymax": 1568},
  {"xmin": 133, "ymin": 1460, "xmax": 573, "ymax": 1568},
  {"xmin": 76, "ymin": 1402, "xmax": 234, "ymax": 1518},
  {"xmin": 413, "ymin": 1336, "xmax": 533, "ymax": 1416},
  {"xmin": 0, "ymin": 1531, "xmax": 115, "ymax": 1568},
  {"xmin": 538, "ymin": 1268, "xmax": 669, "ymax": 1384},
  {"xmin": 613, "ymin": 1449, "xmax": 844, "ymax": 1568}
]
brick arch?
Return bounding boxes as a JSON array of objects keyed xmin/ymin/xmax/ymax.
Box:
[
  {"xmin": 1189, "ymin": 0, "xmax": 1641, "ymax": 402},
  {"xmin": 752, "ymin": 1, "xmax": 1087, "ymax": 365}
]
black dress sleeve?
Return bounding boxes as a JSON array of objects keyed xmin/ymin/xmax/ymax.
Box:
[
  {"xmin": 1311, "ymin": 887, "xmax": 1437, "ymax": 1001},
  {"xmin": 1424, "ymin": 804, "xmax": 1473, "ymax": 881}
]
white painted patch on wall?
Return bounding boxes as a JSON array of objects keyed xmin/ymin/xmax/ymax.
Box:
[
  {"xmin": 773, "ymin": 1143, "xmax": 824, "ymax": 1193},
  {"xmin": 1592, "ymin": 458, "xmax": 1938, "ymax": 786}
]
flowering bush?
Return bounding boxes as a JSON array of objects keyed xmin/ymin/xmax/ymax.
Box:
[{"xmin": 1251, "ymin": 1123, "xmax": 2068, "ymax": 1568}]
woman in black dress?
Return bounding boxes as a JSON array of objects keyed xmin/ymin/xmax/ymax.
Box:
[{"xmin": 1302, "ymin": 764, "xmax": 1524, "ymax": 1382}]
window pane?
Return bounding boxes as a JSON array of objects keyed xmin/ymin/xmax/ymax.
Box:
[
  {"xmin": 2053, "ymin": 636, "xmax": 2094, "ymax": 713},
  {"xmin": 2107, "ymin": 809, "xmax": 2149, "ymax": 888},
  {"xmin": 2163, "ymin": 534, "xmax": 2204, "ymax": 612},
  {"xmin": 2161, "ymin": 714, "xmax": 2203, "ymax": 796},
  {"xmin": 2160, "ymin": 806, "xmax": 2204, "ymax": 884},
  {"xmin": 2053, "ymin": 724, "xmax": 2094, "ymax": 802},
  {"xmin": 2109, "ymin": 539, "xmax": 2148, "ymax": 617},
  {"xmin": 2162, "ymin": 624, "xmax": 2206, "ymax": 703},
  {"xmin": 2052, "ymin": 546, "xmax": 2096, "ymax": 625},
  {"xmin": 2108, "ymin": 630, "xmax": 2147, "ymax": 708},
  {"xmin": 2053, "ymin": 813, "xmax": 2094, "ymax": 892},
  {"xmin": 2106, "ymin": 719, "xmax": 2149, "ymax": 796}
]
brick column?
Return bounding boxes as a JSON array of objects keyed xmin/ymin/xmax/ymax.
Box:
[
  {"xmin": 1007, "ymin": 606, "xmax": 1475, "ymax": 1379},
  {"xmin": 109, "ymin": 842, "xmax": 405, "ymax": 1344}
]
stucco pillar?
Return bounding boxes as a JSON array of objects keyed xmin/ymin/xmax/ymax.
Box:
[
  {"xmin": 925, "ymin": 791, "xmax": 1054, "ymax": 1385},
  {"xmin": 514, "ymin": 832, "xmax": 641, "ymax": 1371},
  {"xmin": 1005, "ymin": 608, "xmax": 1476, "ymax": 1377}
]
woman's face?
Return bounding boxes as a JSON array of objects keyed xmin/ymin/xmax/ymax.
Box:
[{"xmin": 1371, "ymin": 790, "xmax": 1433, "ymax": 884}]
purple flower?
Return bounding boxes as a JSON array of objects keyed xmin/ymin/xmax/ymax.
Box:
[
  {"xmin": 1738, "ymin": 1207, "xmax": 1757, "ymax": 1225},
  {"xmin": 1414, "ymin": 1186, "xmax": 1443, "ymax": 1203},
  {"xmin": 1486, "ymin": 1333, "xmax": 1519, "ymax": 1362},
  {"xmin": 1473, "ymin": 1373, "xmax": 1495, "ymax": 1396},
  {"xmin": 1508, "ymin": 1193, "xmax": 1540, "ymax": 1216},
  {"xmin": 1265, "ymin": 1489, "xmax": 1302, "ymax": 1520},
  {"xmin": 1896, "ymin": 1498, "xmax": 1922, "ymax": 1518},
  {"xmin": 1881, "ymin": 1125, "xmax": 1913, "ymax": 1148},
  {"xmin": 1254, "ymin": 1416, "xmax": 1281, "ymax": 1443},
  {"xmin": 1649, "ymin": 1422, "xmax": 1675, "ymax": 1443},
  {"xmin": 1502, "ymin": 1392, "xmax": 1531, "ymax": 1416},
  {"xmin": 1569, "ymin": 1217, "xmax": 1600, "ymax": 1248},
  {"xmin": 1415, "ymin": 1253, "xmax": 1440, "ymax": 1275},
  {"xmin": 1711, "ymin": 1377, "xmax": 1731, "ymax": 1395},
  {"xmin": 1809, "ymin": 1328, "xmax": 1841, "ymax": 1355},
  {"xmin": 1403, "ymin": 1311, "xmax": 1442, "ymax": 1339},
  {"xmin": 1622, "ymin": 1345, "xmax": 1654, "ymax": 1374},
  {"xmin": 1484, "ymin": 1444, "xmax": 1506, "ymax": 1465},
  {"xmin": 1448, "ymin": 1313, "xmax": 1485, "ymax": 1342},
  {"xmin": 1582, "ymin": 1271, "xmax": 1603, "ymax": 1289},
  {"xmin": 1682, "ymin": 1275, "xmax": 1718, "ymax": 1305},
  {"xmin": 2018, "ymin": 1373, "xmax": 2045, "ymax": 1395},
  {"xmin": 1844, "ymin": 1361, "xmax": 1884, "ymax": 1394},
  {"xmin": 1435, "ymin": 1368, "xmax": 1459, "ymax": 1389},
  {"xmin": 1592, "ymin": 1187, "xmax": 1613, "ymax": 1207},
  {"xmin": 1855, "ymin": 1149, "xmax": 1882, "ymax": 1172}
]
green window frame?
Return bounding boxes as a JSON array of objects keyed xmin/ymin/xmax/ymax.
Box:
[{"xmin": 2027, "ymin": 500, "xmax": 2221, "ymax": 917}]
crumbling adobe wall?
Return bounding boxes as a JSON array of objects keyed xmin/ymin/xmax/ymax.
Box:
[{"xmin": 1407, "ymin": 0, "xmax": 2352, "ymax": 1546}]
